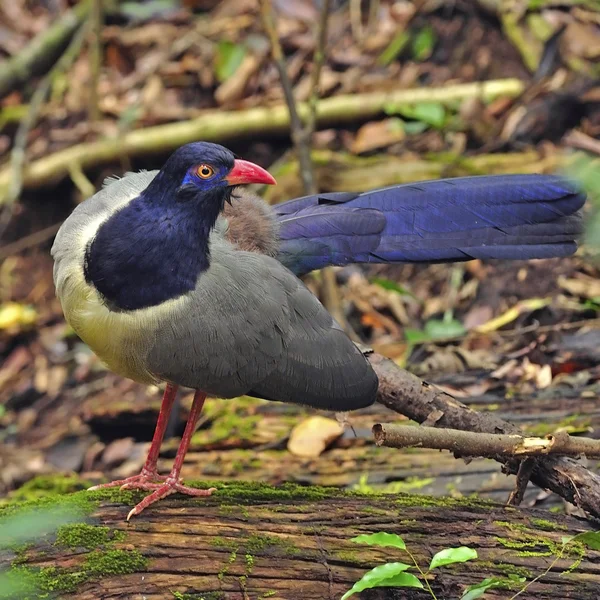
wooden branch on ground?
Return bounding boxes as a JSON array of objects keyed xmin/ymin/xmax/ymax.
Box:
[
  {"xmin": 2, "ymin": 483, "xmax": 600, "ymax": 599},
  {"xmin": 0, "ymin": 78, "xmax": 525, "ymax": 202},
  {"xmin": 367, "ymin": 351, "xmax": 600, "ymax": 519},
  {"xmin": 373, "ymin": 423, "xmax": 600, "ymax": 458}
]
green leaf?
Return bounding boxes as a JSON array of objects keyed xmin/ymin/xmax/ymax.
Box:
[
  {"xmin": 372, "ymin": 278, "xmax": 414, "ymax": 297},
  {"xmin": 400, "ymin": 103, "xmax": 446, "ymax": 128},
  {"xmin": 404, "ymin": 328, "xmax": 430, "ymax": 344},
  {"xmin": 214, "ymin": 41, "xmax": 246, "ymax": 82},
  {"xmin": 378, "ymin": 30, "xmax": 411, "ymax": 66},
  {"xmin": 120, "ymin": 0, "xmax": 177, "ymax": 20},
  {"xmin": 429, "ymin": 546, "xmax": 477, "ymax": 570},
  {"xmin": 405, "ymin": 317, "xmax": 466, "ymax": 345},
  {"xmin": 341, "ymin": 563, "xmax": 422, "ymax": 600},
  {"xmin": 461, "ymin": 575, "xmax": 525, "ymax": 600},
  {"xmin": 574, "ymin": 531, "xmax": 600, "ymax": 550},
  {"xmin": 411, "ymin": 26, "xmax": 437, "ymax": 61},
  {"xmin": 351, "ymin": 532, "xmax": 406, "ymax": 550},
  {"xmin": 424, "ymin": 318, "xmax": 466, "ymax": 339},
  {"xmin": 402, "ymin": 120, "xmax": 429, "ymax": 135}
]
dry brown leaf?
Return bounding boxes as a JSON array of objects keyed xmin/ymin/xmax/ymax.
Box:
[
  {"xmin": 415, "ymin": 346, "xmax": 498, "ymax": 375},
  {"xmin": 558, "ymin": 275, "xmax": 600, "ymax": 299},
  {"xmin": 351, "ymin": 118, "xmax": 405, "ymax": 154},
  {"xmin": 287, "ymin": 416, "xmax": 344, "ymax": 458},
  {"xmin": 463, "ymin": 305, "xmax": 493, "ymax": 330},
  {"xmin": 562, "ymin": 22, "xmax": 600, "ymax": 59}
]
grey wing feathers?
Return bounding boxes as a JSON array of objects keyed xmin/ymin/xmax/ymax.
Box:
[
  {"xmin": 146, "ymin": 243, "xmax": 377, "ymax": 411},
  {"xmin": 246, "ymin": 281, "xmax": 378, "ymax": 410}
]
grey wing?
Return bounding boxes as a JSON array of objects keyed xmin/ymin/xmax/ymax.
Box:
[{"xmin": 145, "ymin": 244, "xmax": 377, "ymax": 411}]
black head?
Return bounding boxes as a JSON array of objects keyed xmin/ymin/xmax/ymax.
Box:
[
  {"xmin": 84, "ymin": 142, "xmax": 276, "ymax": 312},
  {"xmin": 145, "ymin": 142, "xmax": 275, "ymax": 208}
]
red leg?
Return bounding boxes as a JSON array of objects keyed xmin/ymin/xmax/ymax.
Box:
[
  {"xmin": 88, "ymin": 383, "xmax": 178, "ymax": 491},
  {"xmin": 126, "ymin": 389, "xmax": 216, "ymax": 520}
]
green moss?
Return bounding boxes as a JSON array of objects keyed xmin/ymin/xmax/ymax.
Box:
[
  {"xmin": 531, "ymin": 518, "xmax": 568, "ymax": 532},
  {"xmin": 210, "ymin": 536, "xmax": 238, "ymax": 550},
  {"xmin": 245, "ymin": 553, "xmax": 254, "ymax": 572},
  {"xmin": 86, "ymin": 486, "xmax": 143, "ymax": 506},
  {"xmin": 334, "ymin": 549, "xmax": 362, "ymax": 563},
  {"xmin": 494, "ymin": 520, "xmax": 585, "ymax": 569},
  {"xmin": 172, "ymin": 592, "xmax": 225, "ymax": 600},
  {"xmin": 258, "ymin": 592, "xmax": 277, "ymax": 599},
  {"xmin": 84, "ymin": 548, "xmax": 148, "ymax": 575},
  {"xmin": 40, "ymin": 566, "xmax": 89, "ymax": 593},
  {"xmin": 1, "ymin": 547, "xmax": 147, "ymax": 599},
  {"xmin": 191, "ymin": 396, "xmax": 264, "ymax": 445},
  {"xmin": 198, "ymin": 480, "xmax": 350, "ymax": 504},
  {"xmin": 218, "ymin": 550, "xmax": 238, "ymax": 581},
  {"xmin": 0, "ymin": 488, "xmax": 97, "ymax": 522},
  {"xmin": 245, "ymin": 533, "xmax": 298, "ymax": 555},
  {"xmin": 3, "ymin": 475, "xmax": 92, "ymax": 503},
  {"xmin": 525, "ymin": 415, "xmax": 592, "ymax": 437},
  {"xmin": 360, "ymin": 506, "xmax": 390, "ymax": 516},
  {"xmin": 395, "ymin": 493, "xmax": 493, "ymax": 510},
  {"xmin": 477, "ymin": 561, "xmax": 533, "ymax": 579},
  {"xmin": 55, "ymin": 523, "xmax": 126, "ymax": 549}
]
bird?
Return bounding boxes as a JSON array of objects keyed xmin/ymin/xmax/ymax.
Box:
[{"xmin": 51, "ymin": 141, "xmax": 585, "ymax": 519}]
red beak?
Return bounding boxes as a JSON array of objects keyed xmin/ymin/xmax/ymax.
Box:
[{"xmin": 225, "ymin": 159, "xmax": 276, "ymax": 186}]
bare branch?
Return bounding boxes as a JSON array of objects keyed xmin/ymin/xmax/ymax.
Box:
[
  {"xmin": 366, "ymin": 350, "xmax": 600, "ymax": 518},
  {"xmin": 88, "ymin": 0, "xmax": 104, "ymax": 122},
  {"xmin": 304, "ymin": 0, "xmax": 332, "ymax": 146},
  {"xmin": 372, "ymin": 423, "xmax": 600, "ymax": 458},
  {"xmin": 508, "ymin": 458, "xmax": 536, "ymax": 506},
  {"xmin": 258, "ymin": 0, "xmax": 315, "ymax": 192}
]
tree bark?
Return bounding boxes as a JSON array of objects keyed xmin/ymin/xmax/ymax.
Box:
[{"xmin": 3, "ymin": 484, "xmax": 600, "ymax": 600}]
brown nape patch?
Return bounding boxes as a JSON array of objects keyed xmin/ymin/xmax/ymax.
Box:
[{"xmin": 223, "ymin": 190, "xmax": 280, "ymax": 256}]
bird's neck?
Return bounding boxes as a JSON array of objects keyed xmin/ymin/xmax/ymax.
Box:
[{"xmin": 84, "ymin": 187, "xmax": 223, "ymax": 311}]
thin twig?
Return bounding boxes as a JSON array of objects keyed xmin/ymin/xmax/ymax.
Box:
[
  {"xmin": 0, "ymin": 222, "xmax": 62, "ymax": 261},
  {"xmin": 373, "ymin": 423, "xmax": 600, "ymax": 458},
  {"xmin": 68, "ymin": 162, "xmax": 96, "ymax": 198},
  {"xmin": 259, "ymin": 0, "xmax": 354, "ymax": 333},
  {"xmin": 507, "ymin": 457, "xmax": 537, "ymax": 506},
  {"xmin": 258, "ymin": 0, "xmax": 316, "ymax": 193},
  {"xmin": 88, "ymin": 0, "xmax": 104, "ymax": 122},
  {"xmin": 304, "ymin": 0, "xmax": 332, "ymax": 151},
  {"xmin": 0, "ymin": 21, "xmax": 90, "ymax": 242}
]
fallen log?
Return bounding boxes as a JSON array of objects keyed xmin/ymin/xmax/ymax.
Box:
[{"xmin": 1, "ymin": 482, "xmax": 599, "ymax": 599}]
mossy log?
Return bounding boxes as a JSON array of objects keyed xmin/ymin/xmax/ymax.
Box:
[{"xmin": 2, "ymin": 483, "xmax": 600, "ymax": 600}]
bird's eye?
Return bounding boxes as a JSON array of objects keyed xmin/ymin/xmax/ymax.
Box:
[{"xmin": 196, "ymin": 164, "xmax": 215, "ymax": 179}]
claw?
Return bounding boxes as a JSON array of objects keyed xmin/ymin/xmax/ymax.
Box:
[{"xmin": 126, "ymin": 480, "xmax": 217, "ymax": 520}]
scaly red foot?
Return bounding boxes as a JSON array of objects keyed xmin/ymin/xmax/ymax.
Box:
[
  {"xmin": 87, "ymin": 467, "xmax": 167, "ymax": 492},
  {"xmin": 126, "ymin": 477, "xmax": 217, "ymax": 521}
]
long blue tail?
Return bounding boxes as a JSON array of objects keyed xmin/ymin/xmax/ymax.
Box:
[{"xmin": 273, "ymin": 174, "xmax": 585, "ymax": 276}]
